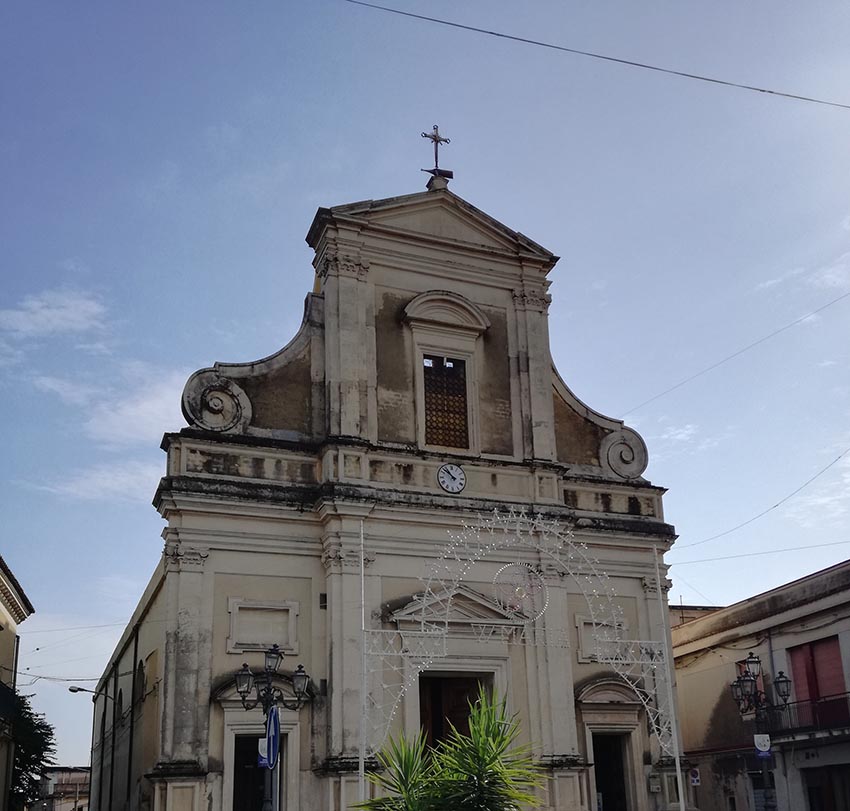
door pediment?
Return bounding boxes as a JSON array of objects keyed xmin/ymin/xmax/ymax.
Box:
[{"xmin": 389, "ymin": 584, "xmax": 527, "ymax": 628}]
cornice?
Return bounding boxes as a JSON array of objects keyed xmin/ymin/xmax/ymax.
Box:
[{"xmin": 0, "ymin": 556, "xmax": 34, "ymax": 623}]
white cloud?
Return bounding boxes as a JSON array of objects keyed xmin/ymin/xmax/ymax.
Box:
[
  {"xmin": 818, "ymin": 359, "xmax": 838, "ymax": 368},
  {"xmin": 809, "ymin": 251, "xmax": 850, "ymax": 290},
  {"xmin": 660, "ymin": 424, "xmax": 698, "ymax": 443},
  {"xmin": 0, "ymin": 288, "xmax": 106, "ymax": 338},
  {"xmin": 59, "ymin": 257, "xmax": 90, "ymax": 275},
  {"xmin": 32, "ymin": 375, "xmax": 101, "ymax": 406},
  {"xmin": 83, "ymin": 367, "xmax": 187, "ymax": 447},
  {"xmin": 784, "ymin": 456, "xmax": 850, "ymax": 529},
  {"xmin": 754, "ymin": 267, "xmax": 805, "ymax": 292},
  {"xmin": 0, "ymin": 337, "xmax": 24, "ymax": 366},
  {"xmin": 37, "ymin": 459, "xmax": 164, "ymax": 502}
]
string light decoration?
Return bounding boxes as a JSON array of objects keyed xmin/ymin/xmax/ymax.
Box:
[{"xmin": 361, "ymin": 509, "xmax": 677, "ymax": 758}]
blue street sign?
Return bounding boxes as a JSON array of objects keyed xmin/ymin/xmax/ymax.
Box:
[{"xmin": 266, "ymin": 706, "xmax": 280, "ymax": 770}]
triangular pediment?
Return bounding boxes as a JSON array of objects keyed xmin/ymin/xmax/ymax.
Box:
[
  {"xmin": 390, "ymin": 584, "xmax": 526, "ymax": 626},
  {"xmin": 371, "ymin": 201, "xmax": 515, "ymax": 251},
  {"xmin": 307, "ymin": 189, "xmax": 557, "ymax": 266}
]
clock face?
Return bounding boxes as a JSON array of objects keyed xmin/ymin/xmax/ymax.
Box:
[{"xmin": 437, "ymin": 463, "xmax": 466, "ymax": 494}]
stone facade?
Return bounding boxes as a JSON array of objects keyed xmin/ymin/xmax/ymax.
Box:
[
  {"xmin": 91, "ymin": 178, "xmax": 685, "ymax": 811},
  {"xmin": 0, "ymin": 556, "xmax": 35, "ymax": 809},
  {"xmin": 673, "ymin": 561, "xmax": 850, "ymax": 811}
]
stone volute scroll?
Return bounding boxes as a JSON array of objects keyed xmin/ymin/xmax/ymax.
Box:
[
  {"xmin": 181, "ymin": 370, "xmax": 253, "ymax": 433},
  {"xmin": 599, "ymin": 428, "xmax": 649, "ymax": 480}
]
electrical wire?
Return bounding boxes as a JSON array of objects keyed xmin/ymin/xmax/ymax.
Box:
[
  {"xmin": 344, "ymin": 0, "xmax": 850, "ymax": 111},
  {"xmin": 623, "ymin": 289, "xmax": 850, "ymax": 415},
  {"xmin": 21, "ymin": 621, "xmax": 126, "ymax": 635},
  {"xmin": 668, "ymin": 571, "xmax": 717, "ymax": 605},
  {"xmin": 675, "ymin": 446, "xmax": 850, "ymax": 549},
  {"xmin": 671, "ymin": 539, "xmax": 850, "ymax": 566}
]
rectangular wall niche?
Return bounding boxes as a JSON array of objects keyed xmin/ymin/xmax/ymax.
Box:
[
  {"xmin": 227, "ymin": 598, "xmax": 299, "ymax": 655},
  {"xmin": 575, "ymin": 614, "xmax": 627, "ymax": 664}
]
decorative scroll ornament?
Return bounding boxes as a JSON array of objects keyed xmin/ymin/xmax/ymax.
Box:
[
  {"xmin": 600, "ymin": 428, "xmax": 648, "ymax": 480},
  {"xmin": 181, "ymin": 370, "xmax": 252, "ymax": 433}
]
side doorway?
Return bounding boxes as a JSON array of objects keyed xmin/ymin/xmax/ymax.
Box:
[
  {"xmin": 233, "ymin": 734, "xmax": 265, "ymax": 809},
  {"xmin": 592, "ymin": 733, "xmax": 629, "ymax": 811}
]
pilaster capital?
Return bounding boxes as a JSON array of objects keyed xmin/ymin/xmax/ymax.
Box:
[
  {"xmin": 163, "ymin": 542, "xmax": 209, "ymax": 572},
  {"xmin": 321, "ymin": 539, "xmax": 375, "ymax": 572},
  {"xmin": 319, "ymin": 248, "xmax": 370, "ymax": 281},
  {"xmin": 642, "ymin": 575, "xmax": 672, "ymax": 594},
  {"xmin": 512, "ymin": 287, "xmax": 551, "ymax": 312}
]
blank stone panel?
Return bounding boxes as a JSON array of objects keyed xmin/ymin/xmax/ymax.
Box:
[{"xmin": 227, "ymin": 598, "xmax": 299, "ymax": 655}]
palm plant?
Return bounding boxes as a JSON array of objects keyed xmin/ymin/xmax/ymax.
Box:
[
  {"xmin": 431, "ymin": 688, "xmax": 541, "ymax": 811},
  {"xmin": 358, "ymin": 688, "xmax": 542, "ymax": 811},
  {"xmin": 359, "ymin": 729, "xmax": 436, "ymax": 811}
]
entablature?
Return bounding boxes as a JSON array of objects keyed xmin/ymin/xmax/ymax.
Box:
[{"xmin": 158, "ymin": 434, "xmax": 672, "ymax": 538}]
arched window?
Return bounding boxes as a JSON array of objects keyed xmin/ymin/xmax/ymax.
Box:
[{"xmin": 404, "ymin": 291, "xmax": 490, "ymax": 452}]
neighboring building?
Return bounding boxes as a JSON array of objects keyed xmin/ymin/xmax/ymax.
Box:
[
  {"xmin": 36, "ymin": 766, "xmax": 90, "ymax": 811},
  {"xmin": 0, "ymin": 555, "xmax": 35, "ymax": 809},
  {"xmin": 91, "ymin": 173, "xmax": 688, "ymax": 811},
  {"xmin": 673, "ymin": 560, "xmax": 850, "ymax": 811}
]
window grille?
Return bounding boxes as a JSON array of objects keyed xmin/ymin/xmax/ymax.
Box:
[{"xmin": 423, "ymin": 355, "xmax": 468, "ymax": 448}]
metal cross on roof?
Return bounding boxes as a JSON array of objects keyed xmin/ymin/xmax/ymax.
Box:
[{"xmin": 421, "ymin": 124, "xmax": 453, "ymax": 179}]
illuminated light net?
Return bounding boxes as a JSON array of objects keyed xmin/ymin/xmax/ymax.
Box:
[{"xmin": 362, "ymin": 508, "xmax": 676, "ymax": 757}]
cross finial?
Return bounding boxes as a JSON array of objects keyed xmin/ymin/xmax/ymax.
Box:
[{"xmin": 421, "ymin": 124, "xmax": 453, "ymax": 185}]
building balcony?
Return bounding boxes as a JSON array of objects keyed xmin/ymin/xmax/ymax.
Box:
[{"xmin": 763, "ymin": 692, "xmax": 850, "ymax": 736}]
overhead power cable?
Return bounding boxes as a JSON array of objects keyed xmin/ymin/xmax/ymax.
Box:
[
  {"xmin": 668, "ymin": 571, "xmax": 717, "ymax": 605},
  {"xmin": 345, "ymin": 0, "xmax": 850, "ymax": 111},
  {"xmin": 675, "ymin": 445, "xmax": 850, "ymax": 549},
  {"xmin": 671, "ymin": 538, "xmax": 850, "ymax": 566},
  {"xmin": 624, "ymin": 289, "xmax": 850, "ymax": 415},
  {"xmin": 22, "ymin": 621, "xmax": 125, "ymax": 635}
]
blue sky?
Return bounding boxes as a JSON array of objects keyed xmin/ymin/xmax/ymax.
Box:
[{"xmin": 3, "ymin": 0, "xmax": 849, "ymax": 764}]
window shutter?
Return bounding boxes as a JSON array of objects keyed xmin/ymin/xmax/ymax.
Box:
[{"xmin": 813, "ymin": 636, "xmax": 845, "ymax": 698}]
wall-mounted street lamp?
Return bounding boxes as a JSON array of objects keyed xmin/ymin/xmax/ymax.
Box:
[
  {"xmin": 730, "ymin": 652, "xmax": 792, "ymax": 716},
  {"xmin": 729, "ymin": 652, "xmax": 792, "ymax": 811},
  {"xmin": 233, "ymin": 644, "xmax": 310, "ymax": 811},
  {"xmin": 234, "ymin": 645, "xmax": 310, "ymax": 713}
]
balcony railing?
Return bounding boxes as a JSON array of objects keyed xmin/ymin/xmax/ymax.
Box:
[{"xmin": 762, "ymin": 692, "xmax": 850, "ymax": 735}]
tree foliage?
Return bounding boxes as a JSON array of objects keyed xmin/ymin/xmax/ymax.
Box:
[
  {"xmin": 9, "ymin": 692, "xmax": 56, "ymax": 811},
  {"xmin": 359, "ymin": 689, "xmax": 542, "ymax": 811}
]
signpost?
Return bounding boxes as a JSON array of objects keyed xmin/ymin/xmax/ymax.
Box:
[
  {"xmin": 754, "ymin": 733, "xmax": 771, "ymax": 759},
  {"xmin": 266, "ymin": 705, "xmax": 281, "ymax": 770}
]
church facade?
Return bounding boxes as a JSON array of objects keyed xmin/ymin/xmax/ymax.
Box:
[{"xmin": 90, "ymin": 174, "xmax": 688, "ymax": 811}]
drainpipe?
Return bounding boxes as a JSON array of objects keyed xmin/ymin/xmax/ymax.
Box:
[
  {"xmin": 96, "ymin": 695, "xmax": 106, "ymax": 811},
  {"xmin": 87, "ymin": 698, "xmax": 96, "ymax": 811},
  {"xmin": 108, "ymin": 664, "xmax": 118, "ymax": 810}
]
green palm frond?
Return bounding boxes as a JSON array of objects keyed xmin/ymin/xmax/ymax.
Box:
[
  {"xmin": 356, "ymin": 731, "xmax": 435, "ymax": 811},
  {"xmin": 431, "ymin": 688, "xmax": 543, "ymax": 811},
  {"xmin": 358, "ymin": 688, "xmax": 543, "ymax": 811}
]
